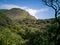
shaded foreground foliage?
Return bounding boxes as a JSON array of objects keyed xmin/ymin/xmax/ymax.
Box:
[{"xmin": 42, "ymin": 0, "xmax": 60, "ymax": 45}]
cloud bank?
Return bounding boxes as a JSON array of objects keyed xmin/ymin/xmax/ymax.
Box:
[{"xmin": 0, "ymin": 4, "xmax": 48, "ymax": 18}]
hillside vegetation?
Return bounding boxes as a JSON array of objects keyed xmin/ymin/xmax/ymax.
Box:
[{"xmin": 0, "ymin": 8, "xmax": 60, "ymax": 45}]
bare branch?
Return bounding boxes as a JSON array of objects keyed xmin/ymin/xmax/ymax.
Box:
[
  {"xmin": 42, "ymin": 0, "xmax": 57, "ymax": 11},
  {"xmin": 42, "ymin": 0, "xmax": 51, "ymax": 7}
]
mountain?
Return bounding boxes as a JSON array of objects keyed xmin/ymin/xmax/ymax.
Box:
[
  {"xmin": 0, "ymin": 8, "xmax": 36, "ymax": 20},
  {"xmin": 0, "ymin": 8, "xmax": 59, "ymax": 45}
]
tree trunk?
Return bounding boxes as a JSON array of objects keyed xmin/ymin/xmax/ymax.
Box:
[{"xmin": 54, "ymin": 11, "xmax": 60, "ymax": 45}]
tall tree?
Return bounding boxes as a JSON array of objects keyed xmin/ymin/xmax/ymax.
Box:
[{"xmin": 42, "ymin": 0, "xmax": 60, "ymax": 45}]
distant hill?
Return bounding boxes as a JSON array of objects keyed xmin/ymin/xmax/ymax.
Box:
[{"xmin": 0, "ymin": 8, "xmax": 36, "ymax": 20}]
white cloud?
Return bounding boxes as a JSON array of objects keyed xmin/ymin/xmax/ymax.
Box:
[
  {"xmin": 0, "ymin": 4, "xmax": 27, "ymax": 9},
  {"xmin": 26, "ymin": 8, "xmax": 38, "ymax": 16},
  {"xmin": 0, "ymin": 4, "xmax": 48, "ymax": 18}
]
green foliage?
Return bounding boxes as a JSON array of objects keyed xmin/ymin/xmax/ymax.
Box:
[
  {"xmin": 0, "ymin": 12, "xmax": 12, "ymax": 27},
  {"xmin": 0, "ymin": 26, "xmax": 24, "ymax": 45},
  {"xmin": 0, "ymin": 9, "xmax": 59, "ymax": 45}
]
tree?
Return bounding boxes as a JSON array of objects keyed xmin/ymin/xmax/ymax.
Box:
[{"xmin": 42, "ymin": 0, "xmax": 60, "ymax": 45}]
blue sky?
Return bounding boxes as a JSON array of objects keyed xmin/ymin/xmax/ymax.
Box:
[{"xmin": 0, "ymin": 0, "xmax": 55, "ymax": 19}]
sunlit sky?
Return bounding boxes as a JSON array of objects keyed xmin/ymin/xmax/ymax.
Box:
[{"xmin": 0, "ymin": 0, "xmax": 55, "ymax": 19}]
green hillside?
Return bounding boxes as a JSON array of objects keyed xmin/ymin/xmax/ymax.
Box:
[
  {"xmin": 0, "ymin": 8, "xmax": 36, "ymax": 20},
  {"xmin": 0, "ymin": 8, "xmax": 60, "ymax": 45}
]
